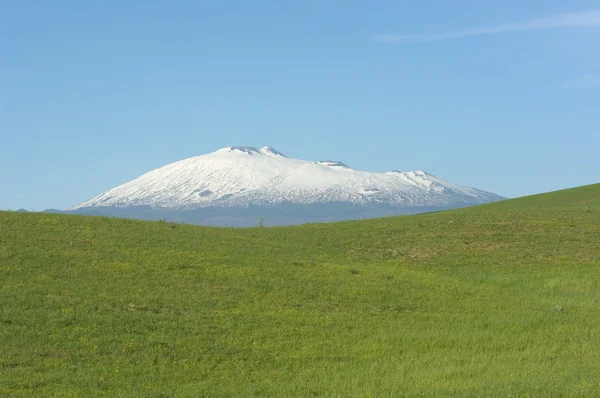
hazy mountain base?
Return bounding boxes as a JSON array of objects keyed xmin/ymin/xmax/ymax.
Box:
[{"xmin": 50, "ymin": 202, "xmax": 478, "ymax": 227}]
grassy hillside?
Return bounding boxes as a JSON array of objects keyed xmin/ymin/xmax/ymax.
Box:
[{"xmin": 1, "ymin": 183, "xmax": 599, "ymax": 397}]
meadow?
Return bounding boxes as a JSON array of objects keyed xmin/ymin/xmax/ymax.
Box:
[{"xmin": 1, "ymin": 183, "xmax": 599, "ymax": 397}]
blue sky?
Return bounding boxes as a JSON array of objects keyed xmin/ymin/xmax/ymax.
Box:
[{"xmin": 1, "ymin": 0, "xmax": 599, "ymax": 210}]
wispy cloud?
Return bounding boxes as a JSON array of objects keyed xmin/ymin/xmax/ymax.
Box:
[
  {"xmin": 374, "ymin": 10, "xmax": 600, "ymax": 43},
  {"xmin": 559, "ymin": 74, "xmax": 600, "ymax": 88}
]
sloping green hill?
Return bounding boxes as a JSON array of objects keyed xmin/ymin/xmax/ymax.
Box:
[{"xmin": 1, "ymin": 184, "xmax": 599, "ymax": 397}]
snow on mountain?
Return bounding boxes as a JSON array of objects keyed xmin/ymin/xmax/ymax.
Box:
[{"xmin": 70, "ymin": 146, "xmax": 503, "ymax": 210}]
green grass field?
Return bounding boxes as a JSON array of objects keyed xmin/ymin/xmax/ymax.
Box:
[{"xmin": 1, "ymin": 184, "xmax": 599, "ymax": 397}]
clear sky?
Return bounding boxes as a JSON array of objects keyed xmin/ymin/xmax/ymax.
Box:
[{"xmin": 1, "ymin": 1, "xmax": 599, "ymax": 210}]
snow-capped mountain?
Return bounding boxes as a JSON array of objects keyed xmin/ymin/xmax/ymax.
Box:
[{"xmin": 71, "ymin": 146, "xmax": 503, "ymax": 212}]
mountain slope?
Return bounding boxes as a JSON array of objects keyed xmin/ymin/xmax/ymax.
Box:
[{"xmin": 71, "ymin": 146, "xmax": 503, "ymax": 211}]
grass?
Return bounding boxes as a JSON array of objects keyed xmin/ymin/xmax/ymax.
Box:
[{"xmin": 1, "ymin": 183, "xmax": 599, "ymax": 397}]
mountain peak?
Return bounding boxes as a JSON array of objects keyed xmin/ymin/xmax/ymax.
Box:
[
  {"xmin": 260, "ymin": 146, "xmax": 287, "ymax": 157},
  {"xmin": 317, "ymin": 160, "xmax": 353, "ymax": 169},
  {"xmin": 214, "ymin": 146, "xmax": 287, "ymax": 157},
  {"xmin": 388, "ymin": 169, "xmax": 431, "ymax": 177},
  {"xmin": 216, "ymin": 146, "xmax": 261, "ymax": 155}
]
